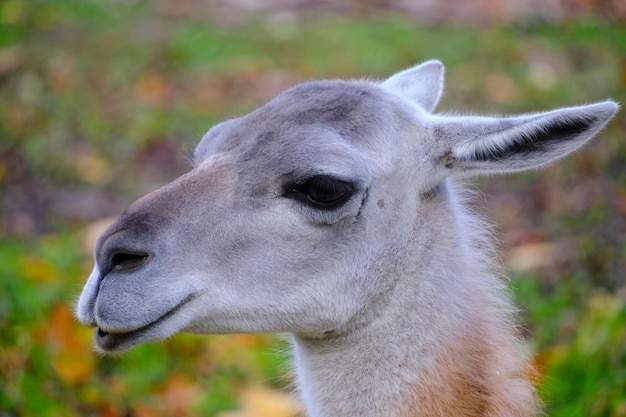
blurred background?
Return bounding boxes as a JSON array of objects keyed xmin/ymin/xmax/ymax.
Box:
[{"xmin": 1, "ymin": 1, "xmax": 625, "ymax": 416}]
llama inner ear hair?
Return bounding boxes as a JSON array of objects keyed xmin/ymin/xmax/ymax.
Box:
[{"xmin": 435, "ymin": 101, "xmax": 619, "ymax": 175}]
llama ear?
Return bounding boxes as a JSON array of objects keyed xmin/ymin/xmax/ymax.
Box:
[
  {"xmin": 383, "ymin": 60, "xmax": 444, "ymax": 112},
  {"xmin": 434, "ymin": 101, "xmax": 619, "ymax": 175}
]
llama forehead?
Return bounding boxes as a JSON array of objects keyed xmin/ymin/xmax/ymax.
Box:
[{"xmin": 194, "ymin": 79, "xmax": 419, "ymax": 178}]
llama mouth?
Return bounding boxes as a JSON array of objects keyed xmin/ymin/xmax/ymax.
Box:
[
  {"xmin": 95, "ymin": 325, "xmax": 150, "ymax": 352},
  {"xmin": 94, "ymin": 294, "xmax": 196, "ymax": 352}
]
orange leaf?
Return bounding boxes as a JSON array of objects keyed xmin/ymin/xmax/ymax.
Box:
[
  {"xmin": 158, "ymin": 374, "xmax": 202, "ymax": 415},
  {"xmin": 46, "ymin": 303, "xmax": 95, "ymax": 386},
  {"xmin": 134, "ymin": 72, "xmax": 166, "ymax": 104},
  {"xmin": 131, "ymin": 403, "xmax": 161, "ymax": 417}
]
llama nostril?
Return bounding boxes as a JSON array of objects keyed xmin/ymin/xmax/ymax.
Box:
[{"xmin": 110, "ymin": 251, "xmax": 149, "ymax": 272}]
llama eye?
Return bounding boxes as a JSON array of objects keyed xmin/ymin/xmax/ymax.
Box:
[
  {"xmin": 111, "ymin": 251, "xmax": 149, "ymax": 272},
  {"xmin": 286, "ymin": 176, "xmax": 355, "ymax": 209}
]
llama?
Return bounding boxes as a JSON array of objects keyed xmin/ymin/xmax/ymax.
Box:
[{"xmin": 77, "ymin": 60, "xmax": 618, "ymax": 416}]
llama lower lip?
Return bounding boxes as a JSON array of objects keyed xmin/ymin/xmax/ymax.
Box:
[
  {"xmin": 95, "ymin": 324, "xmax": 147, "ymax": 352},
  {"xmin": 94, "ymin": 294, "xmax": 198, "ymax": 352}
]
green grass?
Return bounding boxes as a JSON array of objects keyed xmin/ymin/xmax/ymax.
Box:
[
  {"xmin": 515, "ymin": 275, "xmax": 626, "ymax": 416},
  {"xmin": 1, "ymin": 1, "xmax": 625, "ymax": 415}
]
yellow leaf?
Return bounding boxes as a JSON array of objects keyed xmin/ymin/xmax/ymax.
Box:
[
  {"xmin": 52, "ymin": 350, "xmax": 94, "ymax": 386},
  {"xmin": 218, "ymin": 385, "xmax": 302, "ymax": 417},
  {"xmin": 206, "ymin": 335, "xmax": 259, "ymax": 370},
  {"xmin": 506, "ymin": 240, "xmax": 575, "ymax": 272},
  {"xmin": 74, "ymin": 152, "xmax": 113, "ymax": 185},
  {"xmin": 20, "ymin": 255, "xmax": 58, "ymax": 282}
]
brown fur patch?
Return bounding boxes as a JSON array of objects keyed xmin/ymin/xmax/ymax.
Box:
[{"xmin": 405, "ymin": 314, "xmax": 539, "ymax": 417}]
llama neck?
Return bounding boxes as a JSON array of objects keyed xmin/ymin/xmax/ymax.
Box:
[{"xmin": 291, "ymin": 188, "xmax": 538, "ymax": 417}]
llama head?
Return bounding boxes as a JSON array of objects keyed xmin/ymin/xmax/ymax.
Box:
[{"xmin": 77, "ymin": 60, "xmax": 618, "ymax": 353}]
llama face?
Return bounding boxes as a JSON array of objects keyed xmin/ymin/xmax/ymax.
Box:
[
  {"xmin": 77, "ymin": 79, "xmax": 438, "ymax": 352},
  {"xmin": 76, "ymin": 61, "xmax": 617, "ymax": 354}
]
